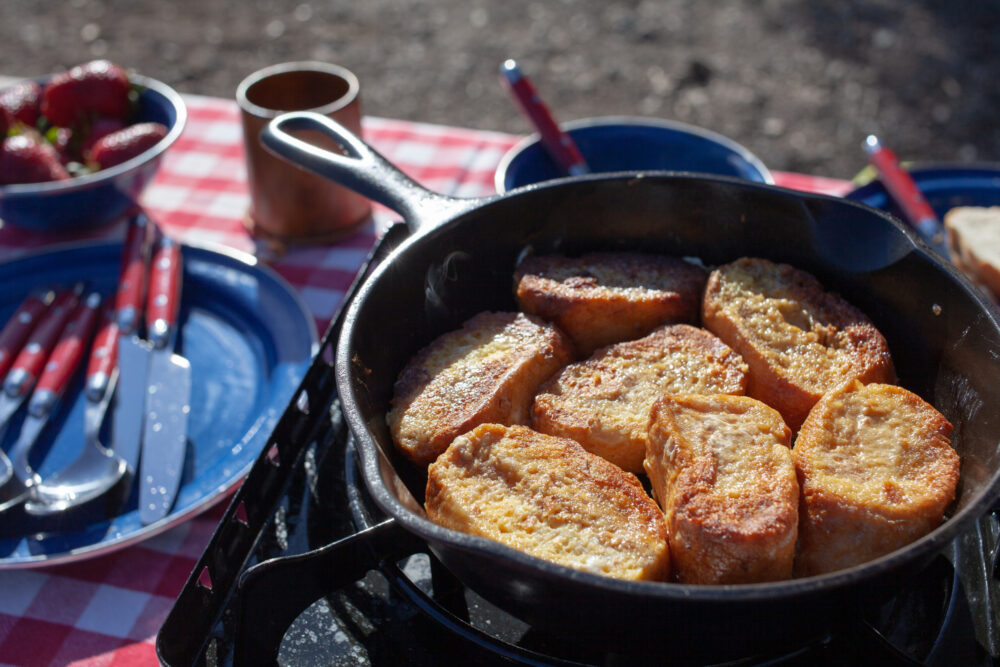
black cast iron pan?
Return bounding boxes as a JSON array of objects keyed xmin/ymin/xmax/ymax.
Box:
[{"xmin": 261, "ymin": 113, "xmax": 1000, "ymax": 661}]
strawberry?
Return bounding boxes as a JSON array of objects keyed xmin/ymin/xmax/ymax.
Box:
[
  {"xmin": 82, "ymin": 117, "xmax": 126, "ymax": 155},
  {"xmin": 0, "ymin": 134, "xmax": 71, "ymax": 185},
  {"xmin": 0, "ymin": 107, "xmax": 11, "ymax": 137},
  {"xmin": 87, "ymin": 122, "xmax": 167, "ymax": 169},
  {"xmin": 0, "ymin": 80, "xmax": 43, "ymax": 127},
  {"xmin": 41, "ymin": 60, "xmax": 131, "ymax": 128}
]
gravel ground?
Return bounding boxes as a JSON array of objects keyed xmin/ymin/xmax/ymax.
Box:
[{"xmin": 3, "ymin": 0, "xmax": 998, "ymax": 179}]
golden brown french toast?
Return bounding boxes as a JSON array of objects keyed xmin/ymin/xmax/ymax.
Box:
[
  {"xmin": 532, "ymin": 324, "xmax": 748, "ymax": 474},
  {"xmin": 645, "ymin": 393, "xmax": 798, "ymax": 584},
  {"xmin": 793, "ymin": 379, "xmax": 959, "ymax": 576},
  {"xmin": 514, "ymin": 251, "xmax": 708, "ymax": 356},
  {"xmin": 425, "ymin": 424, "xmax": 671, "ymax": 582},
  {"xmin": 944, "ymin": 206, "xmax": 1000, "ymax": 300},
  {"xmin": 702, "ymin": 257, "xmax": 896, "ymax": 431},
  {"xmin": 387, "ymin": 311, "xmax": 573, "ymax": 466}
]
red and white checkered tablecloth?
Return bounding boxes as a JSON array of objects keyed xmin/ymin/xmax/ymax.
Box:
[{"xmin": 0, "ymin": 94, "xmax": 851, "ymax": 666}]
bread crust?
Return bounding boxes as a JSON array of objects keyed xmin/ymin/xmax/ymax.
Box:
[
  {"xmin": 426, "ymin": 424, "xmax": 671, "ymax": 582},
  {"xmin": 387, "ymin": 312, "xmax": 573, "ymax": 466},
  {"xmin": 944, "ymin": 206, "xmax": 1000, "ymax": 300},
  {"xmin": 793, "ymin": 380, "xmax": 959, "ymax": 576},
  {"xmin": 645, "ymin": 394, "xmax": 798, "ymax": 584},
  {"xmin": 702, "ymin": 257, "xmax": 896, "ymax": 431},
  {"xmin": 532, "ymin": 324, "xmax": 748, "ymax": 473},
  {"xmin": 514, "ymin": 252, "xmax": 708, "ymax": 356}
]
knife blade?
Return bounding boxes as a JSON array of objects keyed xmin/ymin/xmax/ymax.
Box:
[
  {"xmin": 0, "ymin": 287, "xmax": 98, "ymax": 511},
  {"xmin": 113, "ymin": 214, "xmax": 152, "ymax": 479},
  {"xmin": 138, "ymin": 235, "xmax": 191, "ymax": 525}
]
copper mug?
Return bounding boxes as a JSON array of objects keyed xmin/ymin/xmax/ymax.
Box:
[{"xmin": 237, "ymin": 62, "xmax": 372, "ymax": 244}]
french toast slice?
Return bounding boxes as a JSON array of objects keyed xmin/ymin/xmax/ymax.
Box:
[
  {"xmin": 425, "ymin": 423, "xmax": 671, "ymax": 582},
  {"xmin": 944, "ymin": 205, "xmax": 1000, "ymax": 300},
  {"xmin": 387, "ymin": 311, "xmax": 573, "ymax": 466},
  {"xmin": 793, "ymin": 379, "xmax": 959, "ymax": 576},
  {"xmin": 702, "ymin": 257, "xmax": 896, "ymax": 431},
  {"xmin": 514, "ymin": 251, "xmax": 708, "ymax": 356},
  {"xmin": 645, "ymin": 393, "xmax": 798, "ymax": 584},
  {"xmin": 532, "ymin": 324, "xmax": 748, "ymax": 474}
]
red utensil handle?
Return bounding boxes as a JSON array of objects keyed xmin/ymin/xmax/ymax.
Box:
[
  {"xmin": 0, "ymin": 287, "xmax": 55, "ymax": 380},
  {"xmin": 85, "ymin": 301, "xmax": 120, "ymax": 401},
  {"xmin": 146, "ymin": 236, "xmax": 183, "ymax": 349},
  {"xmin": 35, "ymin": 291, "xmax": 103, "ymax": 398},
  {"xmin": 115, "ymin": 213, "xmax": 150, "ymax": 335},
  {"xmin": 500, "ymin": 60, "xmax": 589, "ymax": 176},
  {"xmin": 6, "ymin": 286, "xmax": 83, "ymax": 394},
  {"xmin": 864, "ymin": 135, "xmax": 941, "ymax": 238}
]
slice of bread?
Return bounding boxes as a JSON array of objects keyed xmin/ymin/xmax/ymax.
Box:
[
  {"xmin": 387, "ymin": 311, "xmax": 573, "ymax": 466},
  {"xmin": 425, "ymin": 424, "xmax": 671, "ymax": 582},
  {"xmin": 944, "ymin": 205, "xmax": 1000, "ymax": 299},
  {"xmin": 702, "ymin": 257, "xmax": 896, "ymax": 431},
  {"xmin": 514, "ymin": 251, "xmax": 708, "ymax": 356},
  {"xmin": 793, "ymin": 379, "xmax": 959, "ymax": 576},
  {"xmin": 645, "ymin": 394, "xmax": 798, "ymax": 584},
  {"xmin": 532, "ymin": 324, "xmax": 748, "ymax": 474}
]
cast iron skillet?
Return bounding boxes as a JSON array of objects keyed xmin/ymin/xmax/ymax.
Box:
[{"xmin": 261, "ymin": 113, "xmax": 1000, "ymax": 660}]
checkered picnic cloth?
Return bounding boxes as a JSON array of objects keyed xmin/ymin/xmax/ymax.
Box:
[{"xmin": 0, "ymin": 94, "xmax": 851, "ymax": 666}]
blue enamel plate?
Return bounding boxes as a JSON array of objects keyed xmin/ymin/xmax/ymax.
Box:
[
  {"xmin": 0, "ymin": 241, "xmax": 317, "ymax": 568},
  {"xmin": 846, "ymin": 163, "xmax": 1000, "ymax": 216}
]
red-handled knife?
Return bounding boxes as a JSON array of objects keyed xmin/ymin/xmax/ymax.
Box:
[
  {"xmin": 139, "ymin": 235, "xmax": 191, "ymax": 524},
  {"xmin": 114, "ymin": 214, "xmax": 153, "ymax": 479},
  {"xmin": 0, "ymin": 288, "xmax": 99, "ymax": 510},
  {"xmin": 0, "ymin": 287, "xmax": 56, "ymax": 381}
]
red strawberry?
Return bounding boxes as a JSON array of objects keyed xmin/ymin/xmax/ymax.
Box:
[
  {"xmin": 82, "ymin": 117, "xmax": 126, "ymax": 155},
  {"xmin": 88, "ymin": 122, "xmax": 167, "ymax": 169},
  {"xmin": 41, "ymin": 60, "xmax": 131, "ymax": 128},
  {"xmin": 0, "ymin": 107, "xmax": 11, "ymax": 136},
  {"xmin": 0, "ymin": 80, "xmax": 43, "ymax": 127},
  {"xmin": 0, "ymin": 135, "xmax": 71, "ymax": 185}
]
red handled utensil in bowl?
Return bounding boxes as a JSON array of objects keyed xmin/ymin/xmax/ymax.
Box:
[
  {"xmin": 499, "ymin": 59, "xmax": 589, "ymax": 177},
  {"xmin": 864, "ymin": 135, "xmax": 950, "ymax": 257}
]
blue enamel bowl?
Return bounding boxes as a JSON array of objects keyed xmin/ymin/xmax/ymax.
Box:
[
  {"xmin": 0, "ymin": 73, "xmax": 186, "ymax": 232},
  {"xmin": 495, "ymin": 115, "xmax": 772, "ymax": 193},
  {"xmin": 845, "ymin": 163, "xmax": 1000, "ymax": 217}
]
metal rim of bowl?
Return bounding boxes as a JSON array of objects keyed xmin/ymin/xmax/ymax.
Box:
[{"xmin": 493, "ymin": 114, "xmax": 774, "ymax": 193}]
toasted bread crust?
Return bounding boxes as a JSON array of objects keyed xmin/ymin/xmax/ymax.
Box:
[
  {"xmin": 793, "ymin": 380, "xmax": 959, "ymax": 576},
  {"xmin": 944, "ymin": 206, "xmax": 1000, "ymax": 299},
  {"xmin": 532, "ymin": 324, "xmax": 748, "ymax": 473},
  {"xmin": 515, "ymin": 252, "xmax": 708, "ymax": 355},
  {"xmin": 426, "ymin": 424, "xmax": 671, "ymax": 581},
  {"xmin": 702, "ymin": 257, "xmax": 896, "ymax": 431},
  {"xmin": 645, "ymin": 394, "xmax": 798, "ymax": 584},
  {"xmin": 387, "ymin": 312, "xmax": 573, "ymax": 466}
]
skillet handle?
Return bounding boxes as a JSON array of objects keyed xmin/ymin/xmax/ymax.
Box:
[{"xmin": 260, "ymin": 111, "xmax": 485, "ymax": 235}]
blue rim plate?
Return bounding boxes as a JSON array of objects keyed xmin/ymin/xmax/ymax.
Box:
[
  {"xmin": 845, "ymin": 163, "xmax": 1000, "ymax": 216},
  {"xmin": 0, "ymin": 240, "xmax": 317, "ymax": 568}
]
